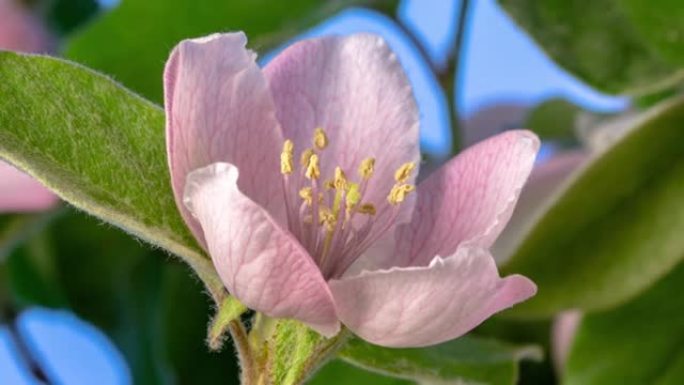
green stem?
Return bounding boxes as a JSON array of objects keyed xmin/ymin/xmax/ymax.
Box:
[
  {"xmin": 228, "ymin": 320, "xmax": 255, "ymax": 385},
  {"xmin": 387, "ymin": 0, "xmax": 472, "ymax": 154},
  {"xmin": 443, "ymin": 0, "xmax": 472, "ymax": 154}
]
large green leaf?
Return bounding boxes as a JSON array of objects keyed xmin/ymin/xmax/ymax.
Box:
[
  {"xmin": 339, "ymin": 336, "xmax": 541, "ymax": 385},
  {"xmin": 0, "ymin": 51, "xmax": 223, "ymax": 298},
  {"xmin": 502, "ymin": 97, "xmax": 684, "ymax": 317},
  {"xmin": 564, "ymin": 261, "xmax": 684, "ymax": 385},
  {"xmin": 498, "ymin": 0, "xmax": 684, "ymax": 95},
  {"xmin": 64, "ymin": 0, "xmax": 389, "ymax": 103}
]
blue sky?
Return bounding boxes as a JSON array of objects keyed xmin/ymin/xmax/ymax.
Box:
[{"xmin": 0, "ymin": 0, "xmax": 627, "ymax": 383}]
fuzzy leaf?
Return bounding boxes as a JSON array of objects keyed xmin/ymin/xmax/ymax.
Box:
[
  {"xmin": 498, "ymin": 0, "xmax": 684, "ymax": 95},
  {"xmin": 0, "ymin": 51, "xmax": 224, "ymax": 299}
]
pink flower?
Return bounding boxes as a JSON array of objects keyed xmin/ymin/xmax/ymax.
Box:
[
  {"xmin": 494, "ymin": 151, "xmax": 588, "ymax": 262},
  {"xmin": 0, "ymin": 162, "xmax": 57, "ymax": 213},
  {"xmin": 0, "ymin": 0, "xmax": 54, "ymax": 54},
  {"xmin": 0, "ymin": 0, "xmax": 57, "ymax": 214},
  {"xmin": 164, "ymin": 32, "xmax": 539, "ymax": 347}
]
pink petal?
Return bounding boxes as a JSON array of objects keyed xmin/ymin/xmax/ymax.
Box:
[
  {"xmin": 0, "ymin": 0, "xmax": 55, "ymax": 53},
  {"xmin": 183, "ymin": 162, "xmax": 339, "ymax": 336},
  {"xmin": 264, "ymin": 34, "xmax": 420, "ymax": 230},
  {"xmin": 165, "ymin": 33, "xmax": 285, "ymax": 245},
  {"xmin": 0, "ymin": 162, "xmax": 57, "ymax": 212},
  {"xmin": 551, "ymin": 310, "xmax": 582, "ymax": 373},
  {"xmin": 330, "ymin": 247, "xmax": 536, "ymax": 347},
  {"xmin": 389, "ymin": 130, "xmax": 539, "ymax": 268},
  {"xmin": 493, "ymin": 151, "xmax": 587, "ymax": 262}
]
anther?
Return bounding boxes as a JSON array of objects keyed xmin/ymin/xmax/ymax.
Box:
[
  {"xmin": 334, "ymin": 167, "xmax": 348, "ymax": 190},
  {"xmin": 319, "ymin": 208, "xmax": 336, "ymax": 230},
  {"xmin": 388, "ymin": 184, "xmax": 415, "ymax": 205},
  {"xmin": 358, "ymin": 158, "xmax": 375, "ymax": 180},
  {"xmin": 299, "ymin": 187, "xmax": 313, "ymax": 205},
  {"xmin": 357, "ymin": 203, "xmax": 377, "ymax": 215},
  {"xmin": 323, "ymin": 179, "xmax": 335, "ymax": 190},
  {"xmin": 394, "ymin": 162, "xmax": 416, "ymax": 183},
  {"xmin": 300, "ymin": 148, "xmax": 314, "ymax": 167},
  {"xmin": 313, "ymin": 128, "xmax": 329, "ymax": 150},
  {"xmin": 305, "ymin": 154, "xmax": 320, "ymax": 180},
  {"xmin": 280, "ymin": 140, "xmax": 294, "ymax": 175}
]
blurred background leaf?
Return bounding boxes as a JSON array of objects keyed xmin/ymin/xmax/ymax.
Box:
[
  {"xmin": 564, "ymin": 260, "xmax": 684, "ymax": 385},
  {"xmin": 524, "ymin": 98, "xmax": 582, "ymax": 145},
  {"xmin": 498, "ymin": 0, "xmax": 684, "ymax": 95},
  {"xmin": 65, "ymin": 0, "xmax": 397, "ymax": 102},
  {"xmin": 502, "ymin": 96, "xmax": 684, "ymax": 318},
  {"xmin": 44, "ymin": 0, "xmax": 99, "ymax": 35},
  {"xmin": 3, "ymin": 209, "xmax": 240, "ymax": 385},
  {"xmin": 0, "ymin": 51, "xmax": 223, "ymax": 298}
]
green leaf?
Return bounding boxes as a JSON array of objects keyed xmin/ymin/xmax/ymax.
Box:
[
  {"xmin": 502, "ymin": 97, "xmax": 684, "ymax": 317},
  {"xmin": 525, "ymin": 98, "xmax": 582, "ymax": 144},
  {"xmin": 64, "ymin": 0, "xmax": 387, "ymax": 103},
  {"xmin": 311, "ymin": 360, "xmax": 412, "ymax": 385},
  {"xmin": 498, "ymin": 0, "xmax": 684, "ymax": 95},
  {"xmin": 564, "ymin": 261, "xmax": 684, "ymax": 385},
  {"xmin": 473, "ymin": 318, "xmax": 557, "ymax": 385},
  {"xmin": 46, "ymin": 0, "xmax": 99, "ymax": 35},
  {"xmin": 0, "ymin": 210, "xmax": 61, "ymax": 261},
  {"xmin": 620, "ymin": 0, "xmax": 684, "ymax": 68},
  {"xmin": 0, "ymin": 51, "xmax": 223, "ymax": 299},
  {"xmin": 339, "ymin": 336, "xmax": 541, "ymax": 385}
]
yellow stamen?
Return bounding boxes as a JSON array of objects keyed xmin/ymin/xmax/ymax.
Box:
[
  {"xmin": 388, "ymin": 184, "xmax": 415, "ymax": 205},
  {"xmin": 394, "ymin": 162, "xmax": 416, "ymax": 183},
  {"xmin": 300, "ymin": 148, "xmax": 314, "ymax": 168},
  {"xmin": 358, "ymin": 158, "xmax": 375, "ymax": 180},
  {"xmin": 334, "ymin": 167, "xmax": 348, "ymax": 190},
  {"xmin": 319, "ymin": 207, "xmax": 336, "ymax": 230},
  {"xmin": 323, "ymin": 179, "xmax": 335, "ymax": 190},
  {"xmin": 313, "ymin": 128, "xmax": 329, "ymax": 150},
  {"xmin": 358, "ymin": 203, "xmax": 376, "ymax": 215},
  {"xmin": 280, "ymin": 140, "xmax": 294, "ymax": 175},
  {"xmin": 299, "ymin": 187, "xmax": 313, "ymax": 205},
  {"xmin": 345, "ymin": 183, "xmax": 361, "ymax": 208},
  {"xmin": 305, "ymin": 154, "xmax": 320, "ymax": 180}
]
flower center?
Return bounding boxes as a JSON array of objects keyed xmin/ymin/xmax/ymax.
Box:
[{"xmin": 279, "ymin": 128, "xmax": 415, "ymax": 279}]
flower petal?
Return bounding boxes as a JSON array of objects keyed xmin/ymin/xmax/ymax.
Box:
[
  {"xmin": 0, "ymin": 162, "xmax": 57, "ymax": 213},
  {"xmin": 0, "ymin": 0, "xmax": 55, "ymax": 53},
  {"xmin": 264, "ymin": 33, "xmax": 420, "ymax": 233},
  {"xmin": 493, "ymin": 151, "xmax": 587, "ymax": 263},
  {"xmin": 390, "ymin": 130, "xmax": 539, "ymax": 268},
  {"xmin": 165, "ymin": 32, "xmax": 285, "ymax": 245},
  {"xmin": 330, "ymin": 246, "xmax": 536, "ymax": 347},
  {"xmin": 184, "ymin": 162, "xmax": 339, "ymax": 336},
  {"xmin": 551, "ymin": 310, "xmax": 582, "ymax": 373}
]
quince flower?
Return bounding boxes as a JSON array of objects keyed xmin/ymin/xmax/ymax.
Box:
[
  {"xmin": 164, "ymin": 32, "xmax": 538, "ymax": 347},
  {"xmin": 0, "ymin": 0, "xmax": 56, "ymax": 213},
  {"xmin": 0, "ymin": 0, "xmax": 54, "ymax": 54},
  {"xmin": 0, "ymin": 162, "xmax": 56, "ymax": 213}
]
